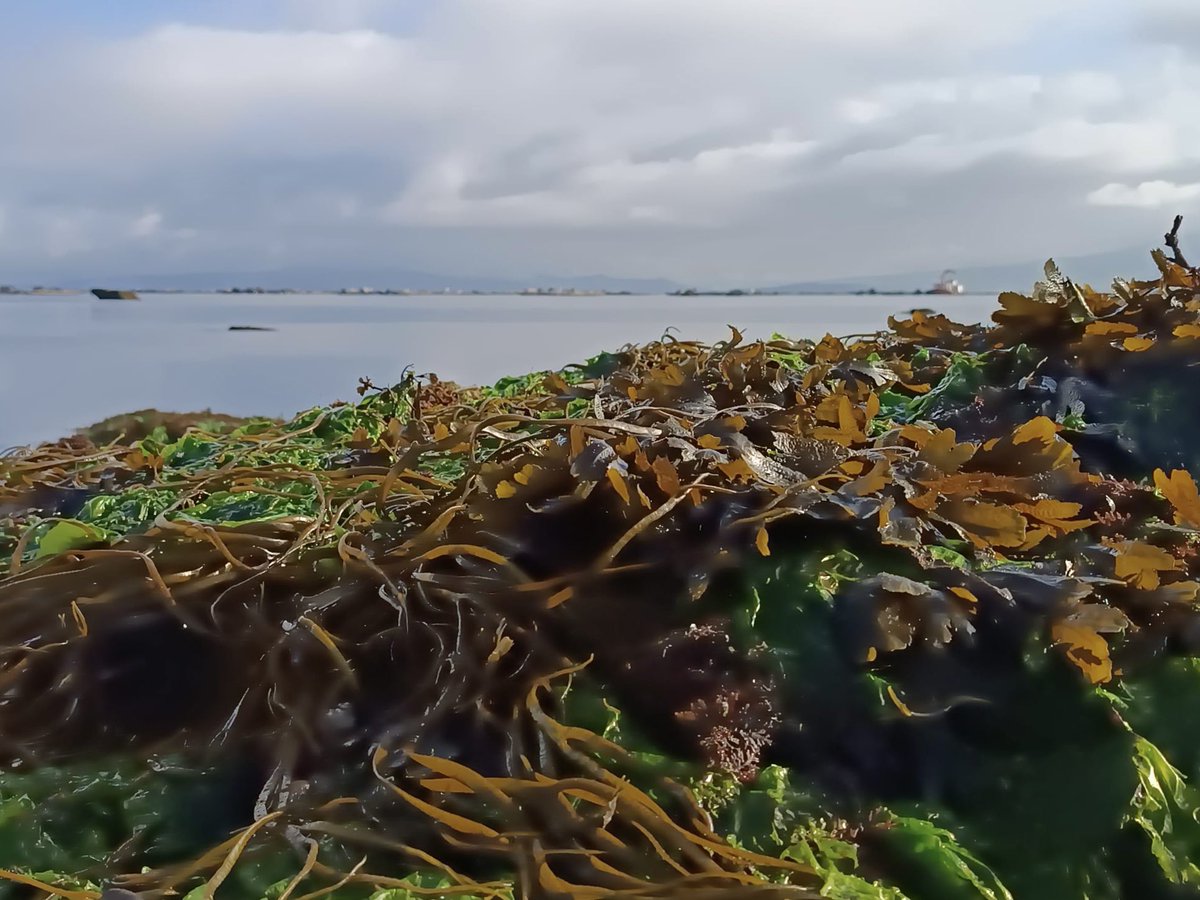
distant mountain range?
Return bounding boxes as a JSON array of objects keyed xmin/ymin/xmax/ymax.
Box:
[{"xmin": 21, "ymin": 242, "xmax": 1165, "ymax": 295}]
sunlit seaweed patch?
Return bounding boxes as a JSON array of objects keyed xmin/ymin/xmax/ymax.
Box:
[{"xmin": 5, "ymin": 242, "xmax": 1200, "ymax": 898}]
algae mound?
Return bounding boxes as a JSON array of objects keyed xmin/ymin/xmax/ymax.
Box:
[{"xmin": 4, "ymin": 240, "xmax": 1200, "ymax": 898}]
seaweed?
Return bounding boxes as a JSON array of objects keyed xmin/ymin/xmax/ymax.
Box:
[{"xmin": 5, "ymin": 228, "xmax": 1200, "ymax": 897}]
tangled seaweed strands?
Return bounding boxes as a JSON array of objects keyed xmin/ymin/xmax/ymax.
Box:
[
  {"xmin": 0, "ymin": 374, "xmax": 823, "ymax": 896},
  {"xmin": 6, "ymin": 230, "xmax": 1200, "ymax": 896}
]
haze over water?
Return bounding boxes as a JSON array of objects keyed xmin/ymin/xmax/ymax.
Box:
[{"xmin": 0, "ymin": 292, "xmax": 998, "ymax": 448}]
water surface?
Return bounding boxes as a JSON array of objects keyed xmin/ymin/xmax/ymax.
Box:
[{"xmin": 0, "ymin": 292, "xmax": 998, "ymax": 447}]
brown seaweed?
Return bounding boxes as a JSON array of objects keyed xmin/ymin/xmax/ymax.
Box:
[{"xmin": 4, "ymin": 229, "xmax": 1200, "ymax": 896}]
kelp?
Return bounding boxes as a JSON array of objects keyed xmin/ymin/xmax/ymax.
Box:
[{"xmin": 6, "ymin": 231, "xmax": 1200, "ymax": 898}]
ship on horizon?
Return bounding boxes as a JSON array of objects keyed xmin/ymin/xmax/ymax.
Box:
[
  {"xmin": 929, "ymin": 270, "xmax": 965, "ymax": 295},
  {"xmin": 91, "ymin": 288, "xmax": 140, "ymax": 300}
]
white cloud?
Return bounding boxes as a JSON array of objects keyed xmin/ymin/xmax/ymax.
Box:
[
  {"xmin": 1022, "ymin": 119, "xmax": 1181, "ymax": 172},
  {"xmin": 383, "ymin": 134, "xmax": 817, "ymax": 227},
  {"xmin": 281, "ymin": 0, "xmax": 396, "ymax": 30},
  {"xmin": 1088, "ymin": 180, "xmax": 1200, "ymax": 208},
  {"xmin": 1051, "ymin": 72, "xmax": 1124, "ymax": 107},
  {"xmin": 834, "ymin": 72, "xmax": 1182, "ymax": 176},
  {"xmin": 0, "ymin": 0, "xmax": 1195, "ymax": 283},
  {"xmin": 129, "ymin": 210, "xmax": 163, "ymax": 239},
  {"xmin": 842, "ymin": 74, "xmax": 1041, "ymax": 121}
]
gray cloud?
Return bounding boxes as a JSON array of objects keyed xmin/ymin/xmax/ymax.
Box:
[
  {"xmin": 1135, "ymin": 0, "xmax": 1200, "ymax": 48},
  {"xmin": 0, "ymin": 0, "xmax": 1195, "ymax": 285}
]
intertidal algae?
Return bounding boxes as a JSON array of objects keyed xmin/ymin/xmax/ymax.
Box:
[{"xmin": 5, "ymin": 235, "xmax": 1200, "ymax": 897}]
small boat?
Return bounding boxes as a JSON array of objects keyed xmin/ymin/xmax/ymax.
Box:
[
  {"xmin": 928, "ymin": 270, "xmax": 965, "ymax": 295},
  {"xmin": 91, "ymin": 288, "xmax": 140, "ymax": 301}
]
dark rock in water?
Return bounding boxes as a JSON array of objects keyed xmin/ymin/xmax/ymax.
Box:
[{"xmin": 228, "ymin": 325, "xmax": 276, "ymax": 331}]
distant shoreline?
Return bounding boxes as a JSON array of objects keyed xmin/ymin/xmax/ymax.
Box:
[
  {"xmin": 1, "ymin": 287, "xmax": 984, "ymax": 298},
  {"xmin": 0, "ymin": 288, "xmax": 78, "ymax": 296}
]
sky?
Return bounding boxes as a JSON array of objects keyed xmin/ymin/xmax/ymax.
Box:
[{"xmin": 2, "ymin": 0, "xmax": 1199, "ymax": 286}]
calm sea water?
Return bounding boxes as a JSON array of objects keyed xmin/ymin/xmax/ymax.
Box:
[{"xmin": 0, "ymin": 291, "xmax": 999, "ymax": 448}]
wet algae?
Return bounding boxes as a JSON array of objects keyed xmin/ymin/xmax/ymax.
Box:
[{"xmin": 4, "ymin": 241, "xmax": 1200, "ymax": 897}]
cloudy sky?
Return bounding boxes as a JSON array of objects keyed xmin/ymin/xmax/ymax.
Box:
[{"xmin": 1, "ymin": 0, "xmax": 1197, "ymax": 285}]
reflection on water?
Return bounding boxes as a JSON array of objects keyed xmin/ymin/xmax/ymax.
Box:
[{"xmin": 0, "ymin": 291, "xmax": 998, "ymax": 448}]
